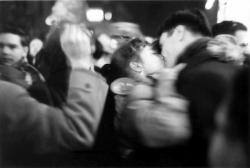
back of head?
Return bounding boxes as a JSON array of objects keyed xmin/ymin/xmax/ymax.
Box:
[
  {"xmin": 110, "ymin": 38, "xmax": 145, "ymax": 81},
  {"xmin": 0, "ymin": 23, "xmax": 29, "ymax": 47},
  {"xmin": 158, "ymin": 9, "xmax": 212, "ymax": 37},
  {"xmin": 212, "ymin": 21, "xmax": 247, "ymax": 36}
]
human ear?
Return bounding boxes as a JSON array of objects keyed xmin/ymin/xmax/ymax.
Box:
[
  {"xmin": 174, "ymin": 25, "xmax": 186, "ymax": 41},
  {"xmin": 129, "ymin": 61, "xmax": 143, "ymax": 73}
]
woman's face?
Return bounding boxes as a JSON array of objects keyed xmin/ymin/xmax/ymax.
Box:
[{"xmin": 139, "ymin": 45, "xmax": 165, "ymax": 76}]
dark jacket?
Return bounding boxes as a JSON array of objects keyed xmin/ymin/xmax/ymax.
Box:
[
  {"xmin": 176, "ymin": 37, "xmax": 239, "ymax": 166},
  {"xmin": 0, "ymin": 59, "xmax": 53, "ymax": 105},
  {"xmin": 35, "ymin": 28, "xmax": 71, "ymax": 107}
]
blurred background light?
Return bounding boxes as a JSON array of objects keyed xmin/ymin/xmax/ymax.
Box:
[
  {"xmin": 205, "ymin": 0, "xmax": 216, "ymax": 10},
  {"xmin": 45, "ymin": 15, "xmax": 56, "ymax": 26},
  {"xmin": 104, "ymin": 11, "xmax": 112, "ymax": 21},
  {"xmin": 86, "ymin": 8, "xmax": 104, "ymax": 22}
]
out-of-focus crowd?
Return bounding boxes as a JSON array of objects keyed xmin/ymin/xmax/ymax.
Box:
[{"xmin": 0, "ymin": 3, "xmax": 249, "ymax": 168}]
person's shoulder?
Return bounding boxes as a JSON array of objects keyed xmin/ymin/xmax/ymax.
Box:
[
  {"xmin": 198, "ymin": 60, "xmax": 238, "ymax": 75},
  {"xmin": 0, "ymin": 80, "xmax": 26, "ymax": 96}
]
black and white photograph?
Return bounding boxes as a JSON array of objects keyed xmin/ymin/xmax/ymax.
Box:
[{"xmin": 0, "ymin": 0, "xmax": 249, "ymax": 167}]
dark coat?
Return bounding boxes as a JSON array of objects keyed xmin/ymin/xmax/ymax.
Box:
[
  {"xmin": 35, "ymin": 28, "xmax": 71, "ymax": 107},
  {"xmin": 176, "ymin": 38, "xmax": 240, "ymax": 166},
  {"xmin": 0, "ymin": 59, "xmax": 53, "ymax": 105}
]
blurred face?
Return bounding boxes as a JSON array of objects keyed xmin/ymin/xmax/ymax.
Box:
[
  {"xmin": 159, "ymin": 31, "xmax": 180, "ymax": 67},
  {"xmin": 208, "ymin": 35, "xmax": 245, "ymax": 65},
  {"xmin": 224, "ymin": 41, "xmax": 244, "ymax": 64},
  {"xmin": 139, "ymin": 45, "xmax": 164, "ymax": 76},
  {"xmin": 234, "ymin": 30, "xmax": 250, "ymax": 54},
  {"xmin": 0, "ymin": 33, "xmax": 27, "ymax": 65}
]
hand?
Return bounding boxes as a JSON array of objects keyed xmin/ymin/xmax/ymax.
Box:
[
  {"xmin": 60, "ymin": 23, "xmax": 93, "ymax": 69},
  {"xmin": 158, "ymin": 63, "xmax": 186, "ymax": 81},
  {"xmin": 155, "ymin": 63, "xmax": 186, "ymax": 98},
  {"xmin": 129, "ymin": 83, "xmax": 154, "ymax": 101}
]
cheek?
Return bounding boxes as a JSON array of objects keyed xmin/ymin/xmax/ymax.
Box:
[
  {"xmin": 145, "ymin": 57, "xmax": 163, "ymax": 73},
  {"xmin": 12, "ymin": 48, "xmax": 25, "ymax": 59},
  {"xmin": 161, "ymin": 43, "xmax": 169, "ymax": 56}
]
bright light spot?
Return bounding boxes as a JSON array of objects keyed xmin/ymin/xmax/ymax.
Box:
[
  {"xmin": 105, "ymin": 12, "xmax": 112, "ymax": 21},
  {"xmin": 205, "ymin": 0, "xmax": 216, "ymax": 10},
  {"xmin": 145, "ymin": 36, "xmax": 154, "ymax": 44},
  {"xmin": 110, "ymin": 39, "xmax": 118, "ymax": 50},
  {"xmin": 86, "ymin": 8, "xmax": 104, "ymax": 22}
]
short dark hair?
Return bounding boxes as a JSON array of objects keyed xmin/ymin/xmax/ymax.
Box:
[
  {"xmin": 158, "ymin": 9, "xmax": 212, "ymax": 37},
  {"xmin": 0, "ymin": 23, "xmax": 29, "ymax": 46},
  {"xmin": 212, "ymin": 21, "xmax": 247, "ymax": 36}
]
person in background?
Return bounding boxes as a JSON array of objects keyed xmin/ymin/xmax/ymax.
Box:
[
  {"xmin": 209, "ymin": 66, "xmax": 249, "ymax": 167},
  {"xmin": 212, "ymin": 20, "xmax": 250, "ymax": 65},
  {"xmin": 207, "ymin": 34, "xmax": 245, "ymax": 65},
  {"xmin": 0, "ymin": 23, "xmax": 52, "ymax": 105},
  {"xmin": 0, "ymin": 23, "xmax": 108, "ymax": 167},
  {"xmin": 109, "ymin": 22, "xmax": 144, "ymax": 49},
  {"xmin": 0, "ymin": 24, "xmax": 28, "ymax": 66},
  {"xmin": 0, "ymin": 23, "xmax": 30, "ymax": 87}
]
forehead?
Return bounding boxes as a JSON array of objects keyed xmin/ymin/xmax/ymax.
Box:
[
  {"xmin": 139, "ymin": 45, "xmax": 160, "ymax": 59},
  {"xmin": 0, "ymin": 33, "xmax": 22, "ymax": 45}
]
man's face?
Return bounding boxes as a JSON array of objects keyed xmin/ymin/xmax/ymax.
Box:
[
  {"xmin": 234, "ymin": 30, "xmax": 250, "ymax": 54},
  {"xmin": 0, "ymin": 33, "xmax": 27, "ymax": 65},
  {"xmin": 159, "ymin": 31, "xmax": 180, "ymax": 68}
]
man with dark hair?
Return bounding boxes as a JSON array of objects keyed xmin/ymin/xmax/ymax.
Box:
[
  {"xmin": 118, "ymin": 9, "xmax": 238, "ymax": 167},
  {"xmin": 212, "ymin": 21, "xmax": 250, "ymax": 65},
  {"xmin": 0, "ymin": 23, "xmax": 29, "ymax": 66},
  {"xmin": 212, "ymin": 21, "xmax": 247, "ymax": 35},
  {"xmin": 158, "ymin": 8, "xmax": 212, "ymax": 67},
  {"xmin": 0, "ymin": 23, "xmax": 54, "ymax": 105},
  {"xmin": 158, "ymin": 9, "xmax": 238, "ymax": 166},
  {"xmin": 212, "ymin": 21, "xmax": 248, "ymax": 49},
  {"xmin": 0, "ymin": 23, "xmax": 40, "ymax": 89}
]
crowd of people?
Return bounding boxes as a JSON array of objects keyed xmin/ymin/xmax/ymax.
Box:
[{"xmin": 0, "ymin": 8, "xmax": 249, "ymax": 167}]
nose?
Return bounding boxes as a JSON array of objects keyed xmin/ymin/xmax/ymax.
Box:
[
  {"xmin": 1, "ymin": 45, "xmax": 11, "ymax": 55},
  {"xmin": 1, "ymin": 46, "xmax": 10, "ymax": 53}
]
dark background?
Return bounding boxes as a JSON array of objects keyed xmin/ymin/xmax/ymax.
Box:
[{"xmin": 0, "ymin": 0, "xmax": 218, "ymax": 38}]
